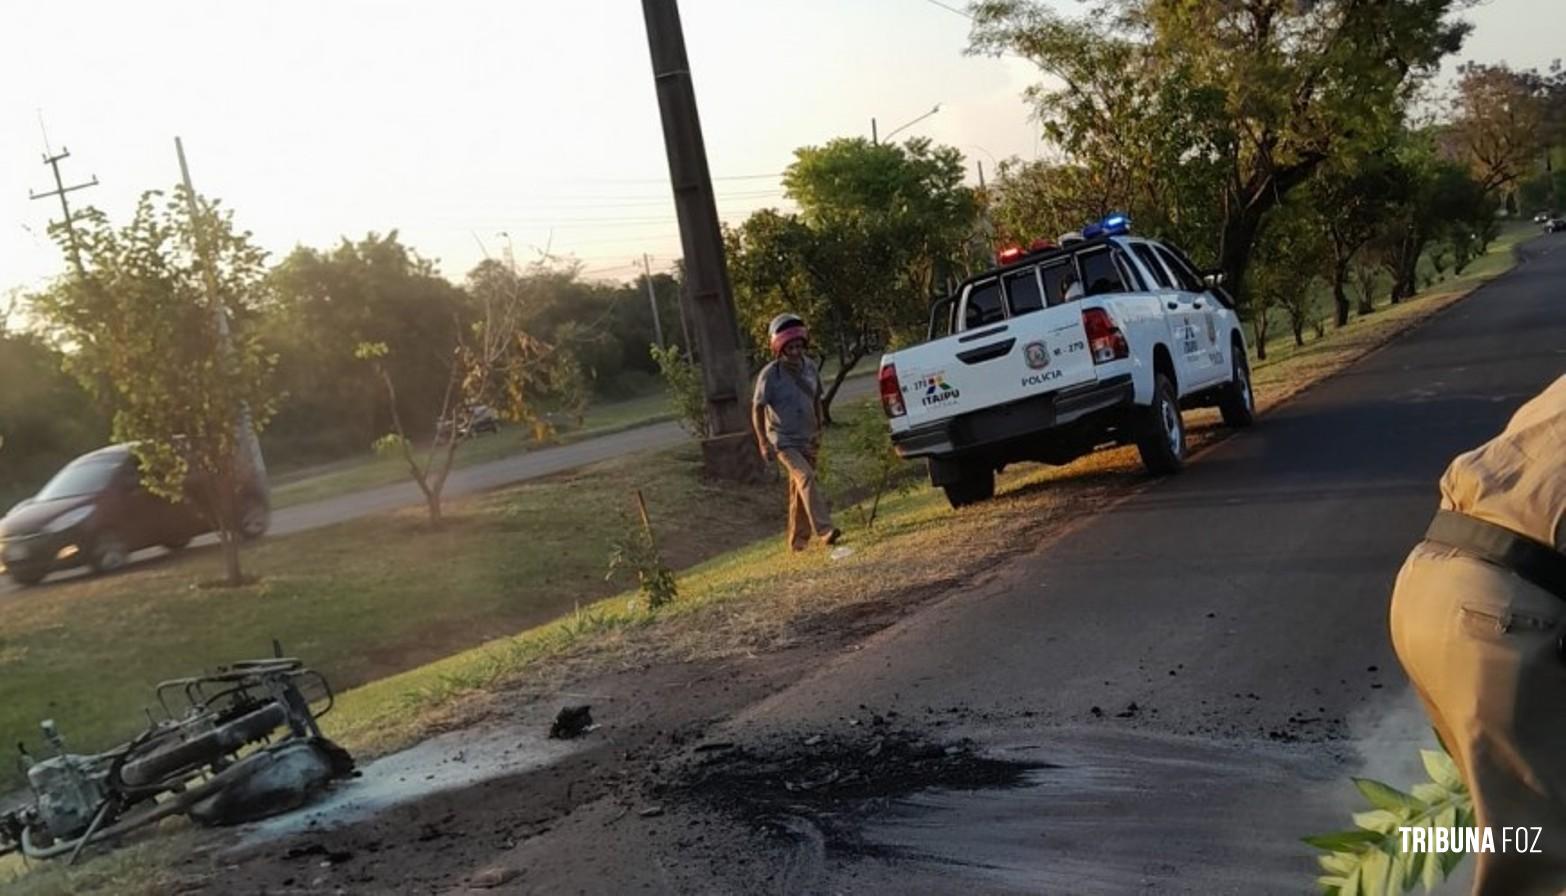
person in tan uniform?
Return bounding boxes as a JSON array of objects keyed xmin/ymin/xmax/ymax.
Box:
[
  {"xmin": 1390, "ymin": 372, "xmax": 1566, "ymax": 895},
  {"xmin": 752, "ymin": 313, "xmax": 841, "ymax": 552}
]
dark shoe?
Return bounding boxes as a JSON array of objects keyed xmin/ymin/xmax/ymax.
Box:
[{"xmin": 822, "ymin": 528, "xmax": 842, "ymax": 546}]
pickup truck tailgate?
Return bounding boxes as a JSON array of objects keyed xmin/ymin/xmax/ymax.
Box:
[{"xmin": 894, "ymin": 309, "xmax": 1098, "ymax": 426}]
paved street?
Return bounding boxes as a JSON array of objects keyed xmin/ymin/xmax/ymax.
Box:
[{"xmin": 704, "ymin": 235, "xmax": 1566, "ymax": 892}]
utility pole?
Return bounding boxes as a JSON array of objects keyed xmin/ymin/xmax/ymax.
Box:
[
  {"xmin": 642, "ymin": 253, "xmax": 665, "ymax": 348},
  {"xmin": 29, "ymin": 148, "xmax": 99, "ymax": 278},
  {"xmin": 977, "ymin": 160, "xmax": 986, "ymax": 190},
  {"xmin": 871, "ymin": 118, "xmax": 878, "ymax": 145},
  {"xmin": 175, "ymin": 137, "xmax": 269, "ymax": 495},
  {"xmin": 641, "ymin": 0, "xmax": 763, "ymax": 481}
]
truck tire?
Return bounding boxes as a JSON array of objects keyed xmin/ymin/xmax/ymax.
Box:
[
  {"xmin": 1218, "ymin": 352, "xmax": 1255, "ymax": 428},
  {"xmin": 942, "ymin": 467, "xmax": 995, "ymax": 508},
  {"xmin": 1136, "ymin": 373, "xmax": 1186, "ymax": 475}
]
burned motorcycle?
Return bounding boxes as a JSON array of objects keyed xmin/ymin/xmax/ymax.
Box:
[{"xmin": 0, "ymin": 653, "xmax": 353, "ymax": 864}]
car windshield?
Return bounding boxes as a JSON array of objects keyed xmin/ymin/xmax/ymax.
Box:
[{"xmin": 34, "ymin": 458, "xmax": 121, "ymax": 502}]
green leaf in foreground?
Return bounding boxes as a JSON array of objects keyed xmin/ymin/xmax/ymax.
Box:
[{"xmin": 1306, "ymin": 744, "xmax": 1474, "ymax": 895}]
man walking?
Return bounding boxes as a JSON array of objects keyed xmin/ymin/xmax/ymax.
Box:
[
  {"xmin": 1389, "ymin": 373, "xmax": 1566, "ymax": 895},
  {"xmin": 752, "ymin": 313, "xmax": 841, "ymax": 552}
]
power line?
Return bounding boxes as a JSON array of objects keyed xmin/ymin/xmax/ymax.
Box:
[{"xmin": 920, "ymin": 0, "xmax": 973, "ymax": 19}]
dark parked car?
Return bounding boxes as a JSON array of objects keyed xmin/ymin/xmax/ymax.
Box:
[
  {"xmin": 0, "ymin": 444, "xmax": 270, "ymax": 587},
  {"xmin": 1545, "ymin": 217, "xmax": 1566, "ymax": 233}
]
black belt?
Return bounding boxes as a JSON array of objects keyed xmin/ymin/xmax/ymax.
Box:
[{"xmin": 1424, "ymin": 510, "xmax": 1566, "ymax": 601}]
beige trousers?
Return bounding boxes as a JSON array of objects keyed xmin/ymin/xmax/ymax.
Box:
[
  {"xmin": 1390, "ymin": 542, "xmax": 1566, "ymax": 896},
  {"xmin": 777, "ymin": 446, "xmax": 833, "ymax": 551}
]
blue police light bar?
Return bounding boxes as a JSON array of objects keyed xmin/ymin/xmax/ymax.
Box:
[{"xmin": 1081, "ymin": 213, "xmax": 1131, "ymax": 239}]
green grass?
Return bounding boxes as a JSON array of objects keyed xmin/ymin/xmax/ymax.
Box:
[{"xmin": 268, "ymin": 391, "xmax": 678, "ymax": 509}]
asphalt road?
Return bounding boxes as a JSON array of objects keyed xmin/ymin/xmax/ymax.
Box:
[{"xmin": 688, "ymin": 237, "xmax": 1566, "ymax": 893}]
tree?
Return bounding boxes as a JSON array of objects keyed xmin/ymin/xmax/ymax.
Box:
[
  {"xmin": 0, "ymin": 328, "xmax": 109, "ymax": 508},
  {"xmin": 32, "ymin": 187, "xmax": 277, "ymax": 586},
  {"xmin": 264, "ymin": 233, "xmax": 473, "ymax": 464},
  {"xmin": 1307, "ymin": 156, "xmax": 1406, "ymax": 327},
  {"xmin": 968, "ymin": 0, "xmax": 1471, "ymax": 311},
  {"xmin": 1446, "ymin": 62, "xmax": 1548, "ymax": 195},
  {"xmin": 357, "ymin": 256, "xmax": 580, "ymax": 527},
  {"xmin": 1250, "ymin": 199, "xmax": 1330, "ymax": 350},
  {"xmin": 1374, "ymin": 133, "xmax": 1494, "ymax": 302},
  {"xmin": 726, "ymin": 210, "xmax": 906, "ymax": 418},
  {"xmin": 728, "ymin": 137, "xmax": 981, "ymax": 418}
]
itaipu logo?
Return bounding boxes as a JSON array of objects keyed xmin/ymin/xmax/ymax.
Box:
[{"xmin": 917, "ymin": 372, "xmax": 960, "ymax": 407}]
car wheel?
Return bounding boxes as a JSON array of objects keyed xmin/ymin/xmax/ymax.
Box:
[
  {"xmin": 1218, "ymin": 351, "xmax": 1256, "ymax": 428},
  {"xmin": 238, "ymin": 500, "xmax": 271, "ymax": 541},
  {"xmin": 90, "ymin": 534, "xmax": 129, "ymax": 574},
  {"xmin": 162, "ymin": 536, "xmax": 192, "ymax": 552},
  {"xmin": 941, "ymin": 466, "xmax": 996, "ymax": 509},
  {"xmin": 1136, "ymin": 373, "xmax": 1186, "ymax": 476},
  {"xmin": 6, "ymin": 563, "xmax": 47, "ymax": 587}
]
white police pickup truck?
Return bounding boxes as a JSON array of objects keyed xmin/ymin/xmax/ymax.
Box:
[{"xmin": 877, "ymin": 215, "xmax": 1255, "ymax": 508}]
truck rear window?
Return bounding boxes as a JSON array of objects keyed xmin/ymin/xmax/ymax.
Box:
[
  {"xmin": 1004, "ymin": 268, "xmax": 1044, "ymax": 316},
  {"xmin": 964, "ymin": 279, "xmax": 1005, "ymax": 328},
  {"xmin": 1077, "ymin": 248, "xmax": 1126, "ymax": 296}
]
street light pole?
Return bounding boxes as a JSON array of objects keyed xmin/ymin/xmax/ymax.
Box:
[{"xmin": 881, "ymin": 104, "xmax": 940, "ymax": 144}]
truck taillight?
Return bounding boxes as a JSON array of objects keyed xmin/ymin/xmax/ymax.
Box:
[
  {"xmin": 878, "ymin": 364, "xmax": 906, "ymax": 418},
  {"xmin": 1082, "ymin": 308, "xmax": 1129, "ymax": 364}
]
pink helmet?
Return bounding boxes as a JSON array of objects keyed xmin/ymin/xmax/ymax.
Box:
[{"xmin": 768, "ymin": 312, "xmax": 808, "ymax": 356}]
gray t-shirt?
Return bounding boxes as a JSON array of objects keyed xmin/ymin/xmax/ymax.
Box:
[{"xmin": 753, "ymin": 358, "xmax": 822, "ymax": 450}]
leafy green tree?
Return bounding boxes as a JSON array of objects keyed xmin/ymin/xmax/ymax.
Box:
[
  {"xmin": 1307, "ymin": 156, "xmax": 1408, "ymax": 327},
  {"xmin": 1250, "ymin": 199, "xmax": 1330, "ymax": 351},
  {"xmin": 32, "ymin": 187, "xmax": 277, "ymax": 586},
  {"xmin": 728, "ymin": 137, "xmax": 980, "ymax": 418},
  {"xmin": 1375, "ymin": 134, "xmax": 1494, "ymax": 302},
  {"xmin": 0, "ymin": 329, "xmax": 110, "ymax": 508},
  {"xmin": 968, "ymin": 0, "xmax": 1470, "ymax": 311},
  {"xmin": 264, "ymin": 233, "xmax": 472, "ymax": 464}
]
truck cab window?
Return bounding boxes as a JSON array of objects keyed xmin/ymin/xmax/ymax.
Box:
[
  {"xmin": 1004, "ymin": 267, "xmax": 1044, "ymax": 317},
  {"xmin": 1131, "ymin": 244, "xmax": 1173, "ymax": 289},
  {"xmin": 963, "ymin": 279, "xmax": 1006, "ymax": 329},
  {"xmin": 1154, "ymin": 245, "xmax": 1204, "ymax": 293}
]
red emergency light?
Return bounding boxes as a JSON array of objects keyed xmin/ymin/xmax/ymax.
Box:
[{"xmin": 997, "ymin": 245, "xmax": 1024, "ymax": 264}]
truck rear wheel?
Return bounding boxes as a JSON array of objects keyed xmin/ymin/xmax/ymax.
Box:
[
  {"xmin": 942, "ymin": 467, "xmax": 995, "ymax": 508},
  {"xmin": 1136, "ymin": 373, "xmax": 1186, "ymax": 476},
  {"xmin": 1218, "ymin": 352, "xmax": 1255, "ymax": 428}
]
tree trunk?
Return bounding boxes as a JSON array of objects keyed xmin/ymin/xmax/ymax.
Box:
[
  {"xmin": 821, "ymin": 351, "xmax": 863, "ymax": 422},
  {"xmin": 1218, "ymin": 213, "xmax": 1263, "ymax": 315},
  {"xmin": 426, "ymin": 491, "xmax": 443, "ymax": 527},
  {"xmin": 220, "ymin": 529, "xmax": 243, "ymax": 587},
  {"xmin": 1291, "ymin": 317, "xmax": 1305, "ymax": 348},
  {"xmin": 1251, "ymin": 309, "xmax": 1270, "ymax": 361},
  {"xmin": 1332, "ymin": 253, "xmax": 1352, "ymax": 328}
]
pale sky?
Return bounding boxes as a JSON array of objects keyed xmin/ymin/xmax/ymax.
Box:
[{"xmin": 2, "ymin": 0, "xmax": 1558, "ymax": 299}]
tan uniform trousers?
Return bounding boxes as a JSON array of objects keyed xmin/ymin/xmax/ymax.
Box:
[
  {"xmin": 1390, "ymin": 542, "xmax": 1566, "ymax": 895},
  {"xmin": 777, "ymin": 446, "xmax": 833, "ymax": 551}
]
